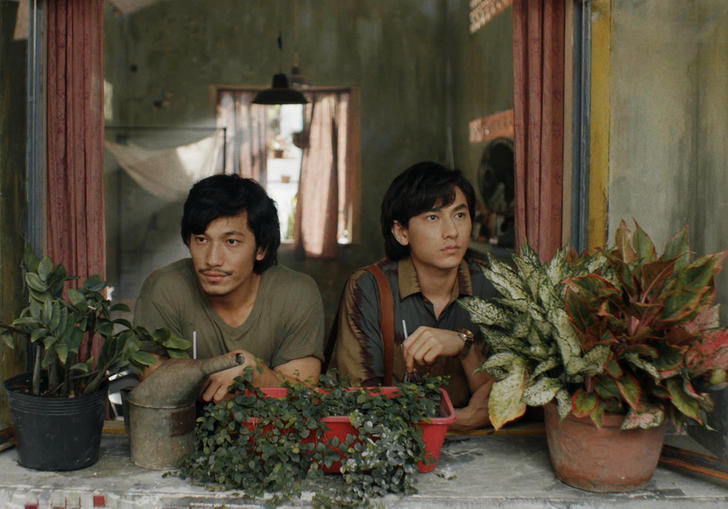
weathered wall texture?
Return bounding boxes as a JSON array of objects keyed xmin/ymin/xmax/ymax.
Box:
[
  {"xmin": 103, "ymin": 0, "xmax": 454, "ymax": 328},
  {"xmin": 447, "ymin": 3, "xmax": 513, "ymax": 187},
  {"xmin": 0, "ymin": 2, "xmax": 28, "ymax": 429},
  {"xmin": 608, "ymin": 0, "xmax": 728, "ymax": 320}
]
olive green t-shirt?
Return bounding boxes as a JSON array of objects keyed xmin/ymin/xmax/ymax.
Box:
[{"xmin": 133, "ymin": 259, "xmax": 325, "ymax": 367}]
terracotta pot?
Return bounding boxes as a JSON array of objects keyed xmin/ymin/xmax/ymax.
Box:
[{"xmin": 544, "ymin": 402, "xmax": 667, "ymax": 492}]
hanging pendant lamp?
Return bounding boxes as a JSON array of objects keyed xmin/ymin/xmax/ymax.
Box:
[{"xmin": 253, "ymin": 35, "xmax": 308, "ymax": 105}]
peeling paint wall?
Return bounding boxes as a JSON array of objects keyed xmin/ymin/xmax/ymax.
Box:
[{"xmin": 608, "ymin": 0, "xmax": 728, "ymax": 321}]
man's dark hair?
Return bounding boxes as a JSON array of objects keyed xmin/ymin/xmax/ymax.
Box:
[
  {"xmin": 181, "ymin": 174, "xmax": 280, "ymax": 273},
  {"xmin": 380, "ymin": 161, "xmax": 476, "ymax": 260}
]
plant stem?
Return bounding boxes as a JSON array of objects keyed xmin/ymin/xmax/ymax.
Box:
[{"xmin": 32, "ymin": 345, "xmax": 41, "ymax": 396}]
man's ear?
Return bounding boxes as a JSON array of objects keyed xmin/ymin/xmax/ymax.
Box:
[
  {"xmin": 255, "ymin": 246, "xmax": 266, "ymax": 261},
  {"xmin": 391, "ymin": 221, "xmax": 409, "ymax": 246}
]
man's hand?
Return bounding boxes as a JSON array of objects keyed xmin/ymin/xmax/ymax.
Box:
[
  {"xmin": 402, "ymin": 326, "xmax": 466, "ymax": 372},
  {"xmin": 199, "ymin": 350, "xmax": 322, "ymax": 402},
  {"xmin": 200, "ymin": 349, "xmax": 255, "ymax": 403}
]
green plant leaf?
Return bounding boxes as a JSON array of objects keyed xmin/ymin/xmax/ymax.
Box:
[
  {"xmin": 67, "ymin": 288, "xmax": 86, "ymax": 307},
  {"xmin": 1, "ymin": 331, "xmax": 15, "ymax": 348},
  {"xmin": 23, "ymin": 249, "xmax": 40, "ymax": 273},
  {"xmin": 83, "ymin": 274, "xmax": 107, "ymax": 292},
  {"xmin": 162, "ymin": 334, "xmax": 192, "ymax": 350},
  {"xmin": 605, "ymin": 357, "xmax": 623, "ymax": 377},
  {"xmin": 459, "ymin": 297, "xmax": 512, "ymax": 327},
  {"xmin": 593, "ymin": 375, "xmax": 621, "ymax": 400},
  {"xmin": 487, "ymin": 357, "xmax": 528, "ymax": 430},
  {"xmin": 624, "ymin": 352, "xmax": 661, "ymax": 380},
  {"xmin": 615, "ymin": 374, "xmax": 642, "ymax": 409},
  {"xmin": 131, "ymin": 350, "xmax": 158, "ymax": 366},
  {"xmin": 70, "ymin": 361, "xmax": 91, "ymax": 373},
  {"xmin": 530, "ymin": 357, "xmax": 559, "ymax": 380},
  {"xmin": 662, "ymin": 226, "xmax": 690, "ymax": 270},
  {"xmin": 56, "ymin": 342, "xmax": 69, "ymax": 364},
  {"xmin": 547, "ymin": 308, "xmax": 582, "ymax": 375},
  {"xmin": 482, "ymin": 256, "xmax": 529, "ymax": 301},
  {"xmin": 632, "ymin": 222, "xmax": 657, "ymax": 262},
  {"xmin": 26, "ymin": 272, "xmax": 48, "ymax": 292},
  {"xmin": 555, "ymin": 389, "xmax": 571, "ymax": 419},
  {"xmin": 666, "ymin": 377, "xmax": 701, "ymax": 422},
  {"xmin": 621, "ymin": 405, "xmax": 665, "ymax": 430},
  {"xmin": 571, "ymin": 388, "xmax": 598, "ymax": 418},
  {"xmin": 110, "ymin": 302, "xmax": 131, "ymax": 313},
  {"xmin": 522, "ymin": 376, "xmax": 561, "ymax": 407},
  {"xmin": 38, "ymin": 257, "xmax": 54, "ymax": 281},
  {"xmin": 613, "ymin": 220, "xmax": 638, "ymax": 263}
]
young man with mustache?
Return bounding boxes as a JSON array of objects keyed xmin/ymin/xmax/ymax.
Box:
[
  {"xmin": 134, "ymin": 175, "xmax": 324, "ymax": 402},
  {"xmin": 329, "ymin": 162, "xmax": 497, "ymax": 431}
]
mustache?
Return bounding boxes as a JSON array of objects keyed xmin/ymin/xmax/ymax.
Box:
[{"xmin": 199, "ymin": 269, "xmax": 233, "ymax": 276}]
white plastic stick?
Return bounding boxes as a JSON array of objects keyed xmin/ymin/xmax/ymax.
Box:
[{"xmin": 193, "ymin": 330, "xmax": 198, "ymax": 359}]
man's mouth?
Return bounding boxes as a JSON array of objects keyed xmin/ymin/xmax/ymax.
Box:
[
  {"xmin": 200, "ymin": 270, "xmax": 231, "ymax": 282},
  {"xmin": 442, "ymin": 245, "xmax": 460, "ymax": 254}
]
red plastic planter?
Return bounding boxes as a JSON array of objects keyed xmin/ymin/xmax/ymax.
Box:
[{"xmin": 243, "ymin": 387, "xmax": 455, "ymax": 473}]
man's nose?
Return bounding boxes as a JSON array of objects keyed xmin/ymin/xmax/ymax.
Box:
[
  {"xmin": 205, "ymin": 242, "xmax": 223, "ymax": 266},
  {"xmin": 442, "ymin": 217, "xmax": 458, "ymax": 238}
]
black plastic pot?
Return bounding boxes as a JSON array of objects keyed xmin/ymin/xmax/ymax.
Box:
[{"xmin": 4, "ymin": 373, "xmax": 108, "ymax": 471}]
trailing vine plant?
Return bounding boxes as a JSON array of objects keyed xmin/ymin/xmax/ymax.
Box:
[{"xmin": 176, "ymin": 369, "xmax": 446, "ymax": 508}]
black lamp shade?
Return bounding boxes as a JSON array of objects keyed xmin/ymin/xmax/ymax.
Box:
[{"xmin": 253, "ymin": 73, "xmax": 308, "ymax": 105}]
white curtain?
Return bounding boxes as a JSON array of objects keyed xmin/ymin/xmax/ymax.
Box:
[{"xmin": 104, "ymin": 133, "xmax": 222, "ymax": 201}]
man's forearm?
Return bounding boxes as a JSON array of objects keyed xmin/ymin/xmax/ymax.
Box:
[{"xmin": 450, "ymin": 379, "xmax": 492, "ymax": 432}]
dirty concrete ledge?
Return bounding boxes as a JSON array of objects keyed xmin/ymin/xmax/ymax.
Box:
[{"xmin": 1, "ymin": 427, "xmax": 727, "ymax": 509}]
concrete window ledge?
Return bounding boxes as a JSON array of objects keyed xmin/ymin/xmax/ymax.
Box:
[{"xmin": 1, "ymin": 430, "xmax": 727, "ymax": 509}]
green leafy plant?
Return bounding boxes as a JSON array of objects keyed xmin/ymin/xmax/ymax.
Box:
[
  {"xmin": 177, "ymin": 369, "xmax": 446, "ymax": 508},
  {"xmin": 0, "ymin": 251, "xmax": 191, "ymax": 397},
  {"xmin": 461, "ymin": 221, "xmax": 728, "ymax": 431}
]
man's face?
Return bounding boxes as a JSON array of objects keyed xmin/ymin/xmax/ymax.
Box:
[
  {"xmin": 392, "ymin": 187, "xmax": 472, "ymax": 272},
  {"xmin": 188, "ymin": 212, "xmax": 265, "ymax": 299}
]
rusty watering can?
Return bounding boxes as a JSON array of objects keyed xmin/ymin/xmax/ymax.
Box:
[{"xmin": 125, "ymin": 351, "xmax": 245, "ymax": 469}]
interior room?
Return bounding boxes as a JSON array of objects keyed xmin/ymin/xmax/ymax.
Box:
[
  {"xmin": 100, "ymin": 0, "xmax": 517, "ymax": 331},
  {"xmin": 2, "ymin": 0, "xmax": 728, "ymax": 506}
]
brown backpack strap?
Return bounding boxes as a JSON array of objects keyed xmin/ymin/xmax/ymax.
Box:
[{"xmin": 364, "ymin": 263, "xmax": 395, "ymax": 386}]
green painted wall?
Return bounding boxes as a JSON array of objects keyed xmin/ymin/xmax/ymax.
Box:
[
  {"xmin": 103, "ymin": 0, "xmax": 453, "ymax": 329},
  {"xmin": 608, "ymin": 0, "xmax": 728, "ymax": 321},
  {"xmin": 0, "ymin": 1, "xmax": 28, "ymax": 429},
  {"xmin": 447, "ymin": 3, "xmax": 513, "ymax": 187}
]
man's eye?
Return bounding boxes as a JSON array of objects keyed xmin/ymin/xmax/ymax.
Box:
[
  {"xmin": 194, "ymin": 236, "xmax": 206, "ymax": 243},
  {"xmin": 426, "ymin": 214, "xmax": 439, "ymax": 221},
  {"xmin": 227, "ymin": 239, "xmax": 240, "ymax": 246},
  {"xmin": 455, "ymin": 212, "xmax": 467, "ymax": 219}
]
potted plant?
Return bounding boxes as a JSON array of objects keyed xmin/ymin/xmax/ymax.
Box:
[
  {"xmin": 178, "ymin": 370, "xmax": 453, "ymax": 507},
  {"xmin": 460, "ymin": 221, "xmax": 728, "ymax": 492},
  {"xmin": 0, "ymin": 251, "xmax": 190, "ymax": 471}
]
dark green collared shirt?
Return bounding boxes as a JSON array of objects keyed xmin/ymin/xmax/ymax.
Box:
[{"xmin": 329, "ymin": 257, "xmax": 497, "ymax": 408}]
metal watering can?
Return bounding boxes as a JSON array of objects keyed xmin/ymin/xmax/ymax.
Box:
[{"xmin": 125, "ymin": 351, "xmax": 245, "ymax": 469}]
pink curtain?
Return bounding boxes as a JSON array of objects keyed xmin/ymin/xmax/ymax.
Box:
[
  {"xmin": 512, "ymin": 0, "xmax": 565, "ymax": 261},
  {"xmin": 46, "ymin": 0, "xmax": 105, "ymax": 282},
  {"xmin": 294, "ymin": 90, "xmax": 361, "ymax": 258},
  {"xmin": 46, "ymin": 0, "xmax": 105, "ymax": 364},
  {"xmin": 217, "ymin": 90, "xmax": 267, "ymax": 182}
]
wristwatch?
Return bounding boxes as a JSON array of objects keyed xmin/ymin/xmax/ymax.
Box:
[{"xmin": 457, "ymin": 328, "xmax": 475, "ymax": 358}]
